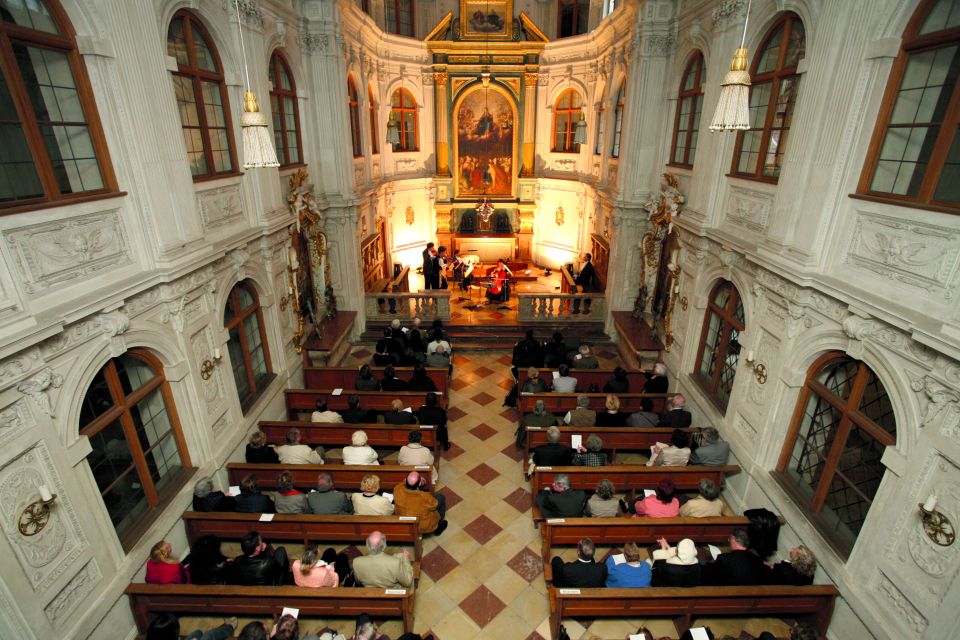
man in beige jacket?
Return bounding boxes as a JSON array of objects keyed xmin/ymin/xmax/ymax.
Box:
[
  {"xmin": 397, "ymin": 430, "xmax": 438, "ymax": 484},
  {"xmin": 352, "ymin": 531, "xmax": 414, "ymax": 589}
]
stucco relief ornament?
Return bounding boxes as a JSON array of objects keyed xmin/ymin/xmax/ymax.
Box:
[
  {"xmin": 17, "ymin": 368, "xmax": 62, "ymax": 417},
  {"xmin": 555, "ymin": 206, "xmax": 564, "ymax": 226},
  {"xmin": 405, "ymin": 206, "xmax": 415, "ymax": 226},
  {"xmin": 635, "ymin": 174, "xmax": 685, "ymax": 319},
  {"xmin": 287, "ymin": 168, "xmax": 322, "ymax": 233}
]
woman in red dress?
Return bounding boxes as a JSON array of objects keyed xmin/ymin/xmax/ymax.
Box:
[{"xmin": 145, "ymin": 540, "xmax": 189, "ymax": 584}]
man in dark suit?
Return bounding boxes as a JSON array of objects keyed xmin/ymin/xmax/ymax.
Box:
[
  {"xmin": 660, "ymin": 394, "xmax": 692, "ymax": 428},
  {"xmin": 535, "ymin": 473, "xmax": 586, "ymax": 518},
  {"xmin": 550, "ymin": 537, "xmax": 607, "ymax": 587},
  {"xmin": 342, "ymin": 395, "xmax": 374, "ymax": 424},
  {"xmin": 512, "ymin": 329, "xmax": 545, "ymax": 378},
  {"xmin": 644, "ymin": 362, "xmax": 670, "ymax": 394},
  {"xmin": 700, "ymin": 527, "xmax": 767, "ymax": 586},
  {"xmin": 572, "ymin": 253, "xmax": 598, "ymax": 314},
  {"xmin": 381, "ymin": 365, "xmax": 408, "ymax": 391},
  {"xmin": 422, "ymin": 242, "xmax": 435, "ymax": 289},
  {"xmin": 532, "ymin": 426, "xmax": 573, "ymax": 467}
]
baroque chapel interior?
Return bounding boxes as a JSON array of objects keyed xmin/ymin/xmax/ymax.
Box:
[{"xmin": 0, "ymin": 0, "xmax": 957, "ymax": 639}]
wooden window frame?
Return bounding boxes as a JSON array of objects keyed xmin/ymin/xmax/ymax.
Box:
[
  {"xmin": 611, "ymin": 83, "xmax": 625, "ymax": 158},
  {"xmin": 168, "ymin": 10, "xmax": 239, "ymax": 181},
  {"xmin": 552, "ymin": 88, "xmax": 583, "ymax": 153},
  {"xmin": 268, "ymin": 50, "xmax": 304, "ymax": 169},
  {"xmin": 224, "ymin": 280, "xmax": 273, "ymax": 412},
  {"xmin": 855, "ymin": 0, "xmax": 960, "ymax": 215},
  {"xmin": 558, "ymin": 0, "xmax": 589, "ymax": 39},
  {"xmin": 693, "ymin": 280, "xmax": 745, "ymax": 412},
  {"xmin": 774, "ymin": 352, "xmax": 897, "ymax": 557},
  {"xmin": 368, "ymin": 85, "xmax": 379, "ymax": 155},
  {"xmin": 384, "ymin": 0, "xmax": 415, "ymax": 38},
  {"xmin": 347, "ymin": 76, "xmax": 362, "ymax": 158},
  {"xmin": 390, "ymin": 88, "xmax": 418, "ymax": 152},
  {"xmin": 669, "ymin": 51, "xmax": 705, "ymax": 168},
  {"xmin": 79, "ymin": 349, "xmax": 193, "ymax": 551},
  {"xmin": 0, "ymin": 0, "xmax": 118, "ymax": 212},
  {"xmin": 593, "ymin": 106, "xmax": 605, "ymax": 155},
  {"xmin": 729, "ymin": 13, "xmax": 804, "ymax": 183}
]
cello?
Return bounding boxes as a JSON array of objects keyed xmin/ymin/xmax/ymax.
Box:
[{"xmin": 485, "ymin": 259, "xmax": 512, "ymax": 302}]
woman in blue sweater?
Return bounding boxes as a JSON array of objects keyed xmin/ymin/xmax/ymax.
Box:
[{"xmin": 604, "ymin": 542, "xmax": 652, "ymax": 587}]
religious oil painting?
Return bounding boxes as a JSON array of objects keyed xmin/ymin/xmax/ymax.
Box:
[
  {"xmin": 461, "ymin": 0, "xmax": 513, "ymax": 39},
  {"xmin": 455, "ymin": 86, "xmax": 516, "ymax": 198}
]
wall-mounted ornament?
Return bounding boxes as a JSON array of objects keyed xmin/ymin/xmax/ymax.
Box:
[
  {"xmin": 405, "ymin": 206, "xmax": 415, "ymax": 226},
  {"xmin": 556, "ymin": 206, "xmax": 565, "ymax": 226}
]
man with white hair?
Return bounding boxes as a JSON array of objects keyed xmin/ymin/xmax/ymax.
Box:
[
  {"xmin": 277, "ymin": 427, "xmax": 324, "ymax": 465},
  {"xmin": 644, "ymin": 362, "xmax": 670, "ymax": 393},
  {"xmin": 689, "ymin": 427, "xmax": 731, "ymax": 466},
  {"xmin": 660, "ymin": 393, "xmax": 692, "ymax": 428},
  {"xmin": 351, "ymin": 531, "xmax": 414, "ymax": 589},
  {"xmin": 571, "ymin": 344, "xmax": 599, "ymax": 369},
  {"xmin": 564, "ymin": 395, "xmax": 597, "ymax": 426},
  {"xmin": 535, "ymin": 473, "xmax": 586, "ymax": 518}
]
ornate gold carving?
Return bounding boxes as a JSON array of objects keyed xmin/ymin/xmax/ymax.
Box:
[
  {"xmin": 555, "ymin": 206, "xmax": 564, "ymax": 226},
  {"xmin": 434, "ymin": 72, "xmax": 448, "ymax": 86},
  {"xmin": 449, "ymin": 55, "xmax": 480, "ymax": 63},
  {"xmin": 405, "ymin": 206, "xmax": 415, "ymax": 225},
  {"xmin": 519, "ymin": 208, "xmax": 534, "ymax": 233},
  {"xmin": 493, "ymin": 56, "xmax": 524, "ymax": 63},
  {"xmin": 452, "ymin": 78, "xmax": 471, "ymax": 94},
  {"xmin": 435, "ymin": 208, "xmax": 452, "ymax": 233},
  {"xmin": 524, "ymin": 72, "xmax": 538, "ymax": 87}
]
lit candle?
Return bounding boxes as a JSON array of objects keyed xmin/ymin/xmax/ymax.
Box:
[
  {"xmin": 39, "ymin": 485, "xmax": 52, "ymax": 502},
  {"xmin": 923, "ymin": 495, "xmax": 938, "ymax": 512},
  {"xmin": 746, "ymin": 350, "xmax": 754, "ymax": 363},
  {"xmin": 214, "ymin": 348, "xmax": 221, "ymax": 360}
]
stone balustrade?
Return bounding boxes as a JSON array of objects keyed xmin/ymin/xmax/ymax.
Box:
[
  {"xmin": 364, "ymin": 292, "xmax": 451, "ymax": 320},
  {"xmin": 518, "ymin": 293, "xmax": 606, "ymax": 321}
]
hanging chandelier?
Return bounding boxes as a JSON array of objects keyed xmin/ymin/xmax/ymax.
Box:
[
  {"xmin": 709, "ymin": 0, "xmax": 753, "ymax": 132},
  {"xmin": 234, "ymin": 0, "xmax": 279, "ymax": 167}
]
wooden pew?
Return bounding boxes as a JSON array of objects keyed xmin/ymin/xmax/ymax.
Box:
[
  {"xmin": 524, "ymin": 426, "xmax": 698, "ymax": 465},
  {"xmin": 226, "ymin": 463, "xmax": 434, "ymax": 494},
  {"xmin": 517, "ymin": 392, "xmax": 675, "ymax": 422},
  {"xmin": 182, "ymin": 512, "xmax": 423, "ymax": 573},
  {"xmin": 304, "ymin": 366, "xmax": 449, "ymax": 398},
  {"xmin": 126, "ymin": 583, "xmax": 415, "ymax": 634},
  {"xmin": 286, "ymin": 389, "xmax": 444, "ymax": 421},
  {"xmin": 517, "ymin": 368, "xmax": 653, "ymax": 394},
  {"xmin": 259, "ymin": 421, "xmax": 440, "ymax": 467},
  {"xmin": 548, "ymin": 585, "xmax": 839, "ymax": 640},
  {"xmin": 540, "ymin": 516, "xmax": 780, "ymax": 581}
]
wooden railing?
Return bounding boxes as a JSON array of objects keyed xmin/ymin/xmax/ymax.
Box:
[
  {"xmin": 364, "ymin": 292, "xmax": 451, "ymax": 321},
  {"xmin": 517, "ymin": 293, "xmax": 606, "ymax": 321}
]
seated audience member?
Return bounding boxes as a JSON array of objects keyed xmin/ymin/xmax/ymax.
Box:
[
  {"xmin": 551, "ymin": 363, "xmax": 578, "ymax": 393},
  {"xmin": 550, "ymin": 537, "xmax": 607, "ymax": 588},
  {"xmin": 532, "ymin": 426, "xmax": 574, "ymax": 466},
  {"xmin": 409, "ymin": 317, "xmax": 426, "ymax": 344},
  {"xmin": 407, "ymin": 364, "xmax": 437, "ymax": 391},
  {"xmin": 627, "ymin": 397, "xmax": 660, "ymax": 428},
  {"xmin": 605, "ymin": 541, "xmax": 652, "ymax": 588},
  {"xmin": 603, "ymin": 366, "xmax": 630, "ymax": 393},
  {"xmin": 406, "ymin": 331, "xmax": 427, "ymax": 364},
  {"xmin": 790, "ymin": 624, "xmax": 819, "ymax": 640},
  {"xmin": 767, "ymin": 545, "xmax": 817, "ymax": 585},
  {"xmin": 145, "ymin": 540, "xmax": 188, "ymax": 584},
  {"xmin": 277, "ymin": 427, "xmax": 325, "ymax": 465},
  {"xmin": 355, "ymin": 364, "xmax": 381, "ymax": 391},
  {"xmin": 246, "ymin": 430, "xmax": 279, "ymax": 464},
  {"xmin": 586, "ymin": 479, "xmax": 620, "ymax": 517},
  {"xmin": 596, "ymin": 394, "xmax": 628, "ymax": 426},
  {"xmin": 564, "ymin": 394, "xmax": 597, "ymax": 426},
  {"xmin": 544, "ymin": 331, "xmax": 569, "ymax": 368},
  {"xmin": 342, "ymin": 430, "xmax": 379, "ymax": 465},
  {"xmin": 384, "ymin": 398, "xmax": 419, "ymax": 425},
  {"xmin": 239, "ymin": 622, "xmax": 268, "ymax": 640},
  {"xmin": 372, "ymin": 341, "xmax": 397, "ymax": 366},
  {"xmin": 513, "ymin": 329, "xmax": 545, "ymax": 377},
  {"xmin": 431, "ymin": 319, "xmax": 451, "ymax": 342},
  {"xmin": 306, "ymin": 473, "xmax": 353, "ymax": 515},
  {"xmin": 417, "ymin": 392, "xmax": 449, "ymax": 449},
  {"xmin": 523, "ymin": 399, "xmax": 558, "ymax": 428},
  {"xmin": 311, "ymin": 399, "xmax": 343, "ymax": 423},
  {"xmin": 342, "ymin": 394, "xmax": 374, "ymax": 424},
  {"xmin": 398, "ymin": 430, "xmax": 438, "ymax": 484},
  {"xmin": 292, "ymin": 544, "xmax": 339, "ymax": 588},
  {"xmin": 571, "ymin": 344, "xmax": 599, "ymax": 369},
  {"xmin": 426, "ymin": 329, "xmax": 451, "ymax": 356},
  {"xmin": 572, "ymin": 433, "xmax": 608, "ymax": 467},
  {"xmin": 270, "ymin": 614, "xmax": 316, "ymax": 640},
  {"xmin": 393, "ymin": 471, "xmax": 447, "ymax": 535},
  {"xmin": 680, "ymin": 478, "xmax": 724, "ymax": 517},
  {"xmin": 192, "ymin": 475, "xmax": 235, "ymax": 512},
  {"xmin": 689, "ymin": 427, "xmax": 731, "ymax": 466},
  {"xmin": 661, "ymin": 393, "xmax": 692, "ymax": 428},
  {"xmin": 745, "ymin": 507, "xmax": 782, "ymax": 560},
  {"xmin": 380, "ymin": 365, "xmax": 408, "ymax": 391},
  {"xmin": 352, "ymin": 531, "xmax": 413, "ymax": 588},
  {"xmin": 234, "ymin": 474, "xmax": 275, "ymax": 513},
  {"xmin": 650, "ymin": 537, "xmax": 701, "ymax": 587},
  {"xmin": 536, "ymin": 473, "xmax": 586, "ymax": 518},
  {"xmin": 185, "ymin": 535, "xmax": 229, "ymax": 585},
  {"xmin": 522, "ymin": 367, "xmax": 550, "ymax": 393},
  {"xmin": 352, "ymin": 474, "xmax": 394, "ymax": 515},
  {"xmin": 701, "ymin": 527, "xmax": 767, "ymax": 586},
  {"xmin": 389, "ymin": 318, "xmax": 409, "ymax": 350},
  {"xmin": 644, "ymin": 362, "xmax": 670, "ymax": 393},
  {"xmin": 376, "ymin": 327, "xmax": 402, "ymax": 360},
  {"xmin": 275, "ymin": 471, "xmax": 307, "ymax": 514},
  {"xmin": 145, "ymin": 613, "xmax": 236, "ymax": 640},
  {"xmin": 646, "ymin": 428, "xmax": 692, "ymax": 467},
  {"xmin": 425, "ymin": 343, "xmax": 451, "ymax": 369},
  {"xmin": 630, "ymin": 478, "xmax": 680, "ymax": 517},
  {"xmin": 230, "ymin": 530, "xmax": 289, "ymax": 586}
]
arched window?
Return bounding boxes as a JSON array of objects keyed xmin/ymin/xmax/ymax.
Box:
[
  {"xmin": 167, "ymin": 11, "xmax": 237, "ymax": 179},
  {"xmin": 559, "ymin": 0, "xmax": 589, "ymax": 38},
  {"xmin": 594, "ymin": 106, "xmax": 605, "ymax": 155},
  {"xmin": 611, "ymin": 84, "xmax": 626, "ymax": 158},
  {"xmin": 694, "ymin": 280, "xmax": 745, "ymax": 411},
  {"xmin": 553, "ymin": 89, "xmax": 583, "ymax": 153},
  {"xmin": 0, "ymin": 0, "xmax": 118, "ymax": 211},
  {"xmin": 731, "ymin": 13, "xmax": 805, "ymax": 181},
  {"xmin": 80, "ymin": 350, "xmax": 190, "ymax": 547},
  {"xmin": 368, "ymin": 85, "xmax": 379, "ymax": 155},
  {"xmin": 776, "ymin": 353, "xmax": 896, "ymax": 555},
  {"xmin": 858, "ymin": 0, "xmax": 960, "ymax": 212},
  {"xmin": 384, "ymin": 0, "xmax": 414, "ymax": 37},
  {"xmin": 347, "ymin": 76, "xmax": 362, "ymax": 158},
  {"xmin": 224, "ymin": 280, "xmax": 272, "ymax": 411},
  {"xmin": 670, "ymin": 51, "xmax": 705, "ymax": 167},
  {"xmin": 390, "ymin": 88, "xmax": 418, "ymax": 152},
  {"xmin": 268, "ymin": 51, "xmax": 302, "ymax": 167}
]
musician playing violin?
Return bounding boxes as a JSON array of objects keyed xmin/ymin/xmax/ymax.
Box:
[{"xmin": 486, "ymin": 259, "xmax": 513, "ymax": 303}]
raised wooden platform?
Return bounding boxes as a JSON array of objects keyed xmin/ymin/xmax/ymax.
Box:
[
  {"xmin": 303, "ymin": 310, "xmax": 356, "ymax": 367},
  {"xmin": 612, "ymin": 311, "xmax": 663, "ymax": 369}
]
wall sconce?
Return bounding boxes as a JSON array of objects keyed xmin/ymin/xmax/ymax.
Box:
[
  {"xmin": 200, "ymin": 348, "xmax": 223, "ymax": 381},
  {"xmin": 18, "ymin": 485, "xmax": 57, "ymax": 536},
  {"xmin": 279, "ymin": 295, "xmax": 289, "ymax": 312},
  {"xmin": 386, "ymin": 113, "xmax": 400, "ymax": 146},
  {"xmin": 680, "ymin": 296, "xmax": 688, "ymax": 311},
  {"xmin": 744, "ymin": 350, "xmax": 767, "ymax": 384},
  {"xmin": 919, "ymin": 495, "xmax": 955, "ymax": 546}
]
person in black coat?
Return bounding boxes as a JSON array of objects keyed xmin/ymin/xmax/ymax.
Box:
[
  {"xmin": 342, "ymin": 394, "xmax": 374, "ymax": 424},
  {"xmin": 644, "ymin": 362, "xmax": 670, "ymax": 394},
  {"xmin": 383, "ymin": 399, "xmax": 418, "ymax": 425},
  {"xmin": 660, "ymin": 394, "xmax": 693, "ymax": 428},
  {"xmin": 550, "ymin": 537, "xmax": 607, "ymax": 587},
  {"xmin": 245, "ymin": 430, "xmax": 279, "ymax": 464},
  {"xmin": 603, "ymin": 367, "xmax": 630, "ymax": 393},
  {"xmin": 543, "ymin": 331, "xmax": 569, "ymax": 368},
  {"xmin": 700, "ymin": 528, "xmax": 768, "ymax": 586},
  {"xmin": 417, "ymin": 392, "xmax": 449, "ymax": 449},
  {"xmin": 407, "ymin": 364, "xmax": 437, "ymax": 391},
  {"xmin": 355, "ymin": 364, "xmax": 382, "ymax": 391},
  {"xmin": 233, "ymin": 474, "xmax": 275, "ymax": 514},
  {"xmin": 191, "ymin": 476, "xmax": 235, "ymax": 512},
  {"xmin": 381, "ymin": 365, "xmax": 409, "ymax": 391},
  {"xmin": 229, "ymin": 530, "xmax": 289, "ymax": 586},
  {"xmin": 766, "ymin": 545, "xmax": 816, "ymax": 585},
  {"xmin": 572, "ymin": 254, "xmax": 599, "ymax": 314},
  {"xmin": 535, "ymin": 473, "xmax": 586, "ymax": 518},
  {"xmin": 512, "ymin": 329, "xmax": 545, "ymax": 378},
  {"xmin": 422, "ymin": 243, "xmax": 435, "ymax": 290},
  {"xmin": 185, "ymin": 535, "xmax": 230, "ymax": 585},
  {"xmin": 532, "ymin": 426, "xmax": 574, "ymax": 466}
]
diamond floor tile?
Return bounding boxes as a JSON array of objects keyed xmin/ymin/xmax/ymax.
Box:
[
  {"xmin": 503, "ymin": 487, "xmax": 532, "ymax": 512},
  {"xmin": 470, "ymin": 390, "xmax": 497, "ymax": 406},
  {"xmin": 507, "ymin": 547, "xmax": 544, "ymax": 582},
  {"xmin": 459, "ymin": 585, "xmax": 506, "ymax": 628},
  {"xmin": 447, "ymin": 406, "xmax": 467, "ymax": 422},
  {"xmin": 466, "ymin": 462, "xmax": 498, "ymax": 485},
  {"xmin": 463, "ymin": 514, "xmax": 503, "ymax": 545},
  {"xmin": 469, "ymin": 422, "xmax": 497, "ymax": 440},
  {"xmin": 438, "ymin": 485, "xmax": 463, "ymax": 511},
  {"xmin": 422, "ymin": 546, "xmax": 460, "ymax": 582}
]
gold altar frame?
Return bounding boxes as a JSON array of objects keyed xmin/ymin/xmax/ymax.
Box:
[
  {"xmin": 452, "ymin": 82, "xmax": 519, "ymax": 200},
  {"xmin": 460, "ymin": 0, "xmax": 513, "ymax": 40}
]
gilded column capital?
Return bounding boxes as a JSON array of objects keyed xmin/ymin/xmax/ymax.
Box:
[
  {"xmin": 524, "ymin": 72, "xmax": 538, "ymax": 87},
  {"xmin": 434, "ymin": 72, "xmax": 448, "ymax": 86}
]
